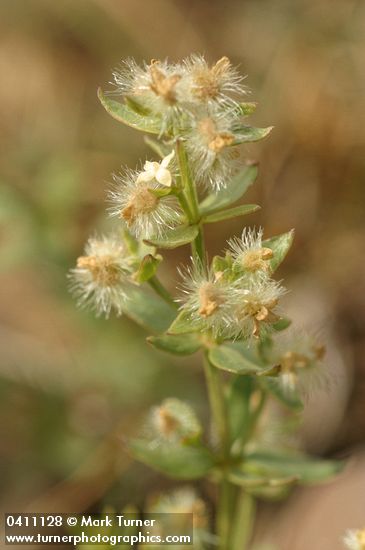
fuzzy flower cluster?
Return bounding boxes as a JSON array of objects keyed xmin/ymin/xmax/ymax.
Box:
[
  {"xmin": 265, "ymin": 330, "xmax": 327, "ymax": 397},
  {"xmin": 344, "ymin": 528, "xmax": 365, "ymax": 550},
  {"xmin": 112, "ymin": 55, "xmax": 248, "ymax": 189},
  {"xmin": 144, "ymin": 487, "xmax": 212, "ymax": 549},
  {"xmin": 69, "ymin": 234, "xmax": 135, "ymax": 318},
  {"xmin": 178, "ymin": 228, "xmax": 285, "ymax": 340},
  {"xmin": 147, "ymin": 398, "xmax": 202, "ymax": 445},
  {"xmin": 108, "ymin": 153, "xmax": 181, "ymax": 240}
]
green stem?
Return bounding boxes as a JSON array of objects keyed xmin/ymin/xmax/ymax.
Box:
[
  {"xmin": 203, "ymin": 352, "xmax": 227, "ymax": 447},
  {"xmin": 148, "ymin": 276, "xmax": 177, "ymax": 309},
  {"xmin": 240, "ymin": 390, "xmax": 267, "ymax": 449},
  {"xmin": 175, "ymin": 139, "xmax": 206, "ymax": 265},
  {"xmin": 231, "ymin": 490, "xmax": 255, "ymax": 550},
  {"xmin": 203, "ymin": 352, "xmax": 234, "ymax": 550},
  {"xmin": 176, "ymin": 139, "xmax": 200, "ymax": 223},
  {"xmin": 176, "ymin": 190, "xmax": 193, "ymax": 220},
  {"xmin": 230, "ymin": 392, "xmax": 266, "ymax": 549},
  {"xmin": 217, "ymin": 478, "xmax": 234, "ymax": 550},
  {"xmin": 191, "ymin": 228, "xmax": 206, "ymax": 266}
]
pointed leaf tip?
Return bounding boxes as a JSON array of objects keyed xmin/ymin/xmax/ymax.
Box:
[
  {"xmin": 97, "ymin": 88, "xmax": 162, "ymax": 134},
  {"xmin": 144, "ymin": 225, "xmax": 199, "ymax": 249},
  {"xmin": 147, "ymin": 333, "xmax": 202, "ymax": 355}
]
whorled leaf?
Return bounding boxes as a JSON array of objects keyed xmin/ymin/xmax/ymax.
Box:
[
  {"xmin": 232, "ymin": 125, "xmax": 273, "ymax": 145},
  {"xmin": 129, "ymin": 439, "xmax": 214, "ymax": 480},
  {"xmin": 98, "ymin": 88, "xmax": 162, "ymax": 134},
  {"xmin": 121, "ymin": 286, "xmax": 176, "ymax": 333},
  {"xmin": 228, "ymin": 469, "xmax": 299, "ymax": 489},
  {"xmin": 124, "ymin": 96, "xmax": 151, "ymax": 116},
  {"xmin": 144, "ymin": 225, "xmax": 199, "ymax": 249},
  {"xmin": 148, "ymin": 186, "xmax": 175, "ymax": 198},
  {"xmin": 147, "ymin": 333, "xmax": 202, "ymax": 355},
  {"xmin": 212, "ymin": 253, "xmax": 232, "ymax": 274},
  {"xmin": 203, "ymin": 204, "xmax": 260, "ymax": 224},
  {"xmin": 199, "ymin": 164, "xmax": 258, "ymax": 216},
  {"xmin": 263, "ymin": 230, "xmax": 295, "ymax": 273},
  {"xmin": 236, "ymin": 102, "xmax": 258, "ymax": 117},
  {"xmin": 258, "ymin": 376, "xmax": 303, "ymax": 411},
  {"xmin": 243, "ymin": 450, "xmax": 344, "ymax": 485},
  {"xmin": 273, "ymin": 317, "xmax": 292, "ymax": 331},
  {"xmin": 244, "ymin": 484, "xmax": 293, "ymax": 502},
  {"xmin": 167, "ymin": 309, "xmax": 202, "ymax": 335},
  {"xmin": 133, "ymin": 254, "xmax": 162, "ymax": 283},
  {"xmin": 208, "ymin": 343, "xmax": 264, "ymax": 375}
]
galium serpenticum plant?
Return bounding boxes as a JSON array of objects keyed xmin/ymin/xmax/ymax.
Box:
[{"xmin": 69, "ymin": 55, "xmax": 343, "ymax": 549}]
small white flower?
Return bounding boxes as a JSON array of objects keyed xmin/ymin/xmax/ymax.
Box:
[
  {"xmin": 178, "ymin": 262, "xmax": 237, "ymax": 339},
  {"xmin": 108, "ymin": 168, "xmax": 181, "ymax": 239},
  {"xmin": 68, "ymin": 234, "xmax": 133, "ymax": 318},
  {"xmin": 232, "ymin": 276, "xmax": 286, "ymax": 339},
  {"xmin": 136, "ymin": 150, "xmax": 175, "ymax": 187},
  {"xmin": 228, "ymin": 227, "xmax": 273, "ymax": 275},
  {"xmin": 181, "ymin": 54, "xmax": 247, "ymax": 108},
  {"xmin": 185, "ymin": 106, "xmax": 239, "ymax": 189},
  {"xmin": 344, "ymin": 528, "xmax": 365, "ymax": 549}
]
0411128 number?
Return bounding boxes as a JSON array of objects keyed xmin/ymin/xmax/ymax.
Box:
[{"xmin": 6, "ymin": 515, "xmax": 63, "ymax": 527}]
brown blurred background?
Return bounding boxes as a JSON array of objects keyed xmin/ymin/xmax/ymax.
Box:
[{"xmin": 0, "ymin": 1, "xmax": 365, "ymax": 548}]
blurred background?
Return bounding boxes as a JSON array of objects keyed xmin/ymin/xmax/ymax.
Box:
[{"xmin": 0, "ymin": 1, "xmax": 365, "ymax": 548}]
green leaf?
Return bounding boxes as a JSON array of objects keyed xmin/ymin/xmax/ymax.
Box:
[
  {"xmin": 133, "ymin": 254, "xmax": 162, "ymax": 283},
  {"xmin": 122, "ymin": 229, "xmax": 139, "ymax": 255},
  {"xmin": 147, "ymin": 333, "xmax": 202, "ymax": 355},
  {"xmin": 228, "ymin": 469, "xmax": 298, "ymax": 489},
  {"xmin": 97, "ymin": 88, "xmax": 161, "ymax": 134},
  {"xmin": 121, "ymin": 229, "xmax": 158, "ymax": 261},
  {"xmin": 148, "ymin": 186, "xmax": 175, "ymax": 198},
  {"xmin": 125, "ymin": 96, "xmax": 151, "ymax": 116},
  {"xmin": 144, "ymin": 225, "xmax": 198, "ymax": 249},
  {"xmin": 256, "ymin": 364, "xmax": 281, "ymax": 377},
  {"xmin": 236, "ymin": 102, "xmax": 258, "ymax": 116},
  {"xmin": 208, "ymin": 344, "xmax": 263, "ymax": 375},
  {"xmin": 199, "ymin": 164, "xmax": 258, "ymax": 216},
  {"xmin": 212, "ymin": 254, "xmax": 232, "ymax": 274},
  {"xmin": 203, "ymin": 204, "xmax": 260, "ymax": 224},
  {"xmin": 263, "ymin": 230, "xmax": 295, "ymax": 272},
  {"xmin": 122, "ymin": 286, "xmax": 175, "ymax": 333},
  {"xmin": 167, "ymin": 309, "xmax": 202, "ymax": 335},
  {"xmin": 273, "ymin": 317, "xmax": 292, "ymax": 331},
  {"xmin": 129, "ymin": 439, "xmax": 214, "ymax": 480},
  {"xmin": 245, "ymin": 484, "xmax": 293, "ymax": 502},
  {"xmin": 243, "ymin": 451, "xmax": 344, "ymax": 484},
  {"xmin": 232, "ymin": 125, "xmax": 273, "ymax": 145},
  {"xmin": 258, "ymin": 376, "xmax": 303, "ymax": 411}
]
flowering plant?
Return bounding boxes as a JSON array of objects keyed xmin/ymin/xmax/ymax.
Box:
[{"xmin": 70, "ymin": 56, "xmax": 343, "ymax": 549}]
